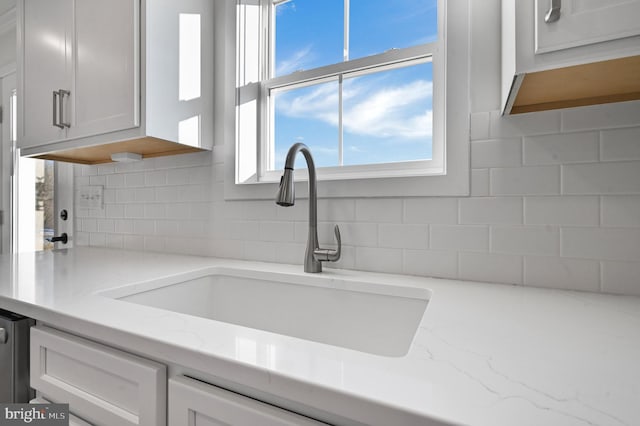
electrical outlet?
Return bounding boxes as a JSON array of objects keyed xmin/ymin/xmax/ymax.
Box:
[{"xmin": 78, "ymin": 186, "xmax": 104, "ymax": 209}]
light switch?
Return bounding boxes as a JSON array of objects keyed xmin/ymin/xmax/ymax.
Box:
[{"xmin": 78, "ymin": 186, "xmax": 104, "ymax": 209}]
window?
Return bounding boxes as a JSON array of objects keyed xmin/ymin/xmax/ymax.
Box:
[{"xmin": 230, "ymin": 0, "xmax": 469, "ymax": 198}]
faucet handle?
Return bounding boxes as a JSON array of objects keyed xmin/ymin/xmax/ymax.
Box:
[{"xmin": 314, "ymin": 225, "xmax": 341, "ymax": 263}]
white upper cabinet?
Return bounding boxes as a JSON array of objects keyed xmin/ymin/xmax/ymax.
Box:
[
  {"xmin": 535, "ymin": 0, "xmax": 640, "ymax": 54},
  {"xmin": 21, "ymin": 0, "xmax": 137, "ymax": 149},
  {"xmin": 18, "ymin": 0, "xmax": 213, "ymax": 164},
  {"xmin": 502, "ymin": 0, "xmax": 640, "ymax": 114}
]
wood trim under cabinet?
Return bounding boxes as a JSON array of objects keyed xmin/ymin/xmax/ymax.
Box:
[
  {"xmin": 510, "ymin": 55, "xmax": 640, "ymax": 114},
  {"xmin": 32, "ymin": 137, "xmax": 205, "ymax": 165}
]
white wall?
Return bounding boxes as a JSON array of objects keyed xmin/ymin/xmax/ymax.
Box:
[{"xmin": 74, "ymin": 0, "xmax": 640, "ymax": 296}]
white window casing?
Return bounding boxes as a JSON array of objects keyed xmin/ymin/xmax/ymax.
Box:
[{"xmin": 222, "ymin": 0, "xmax": 470, "ymax": 200}]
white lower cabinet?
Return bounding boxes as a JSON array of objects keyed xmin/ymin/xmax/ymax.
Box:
[
  {"xmin": 31, "ymin": 397, "xmax": 94, "ymax": 426},
  {"xmin": 168, "ymin": 376, "xmax": 328, "ymax": 426},
  {"xmin": 30, "ymin": 326, "xmax": 329, "ymax": 426},
  {"xmin": 30, "ymin": 326, "xmax": 166, "ymax": 426}
]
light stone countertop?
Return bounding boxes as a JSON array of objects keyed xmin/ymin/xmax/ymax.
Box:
[{"xmin": 0, "ymin": 247, "xmax": 638, "ymax": 426}]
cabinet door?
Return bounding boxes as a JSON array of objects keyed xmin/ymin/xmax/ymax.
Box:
[
  {"xmin": 30, "ymin": 326, "xmax": 166, "ymax": 426},
  {"xmin": 68, "ymin": 0, "xmax": 139, "ymax": 140},
  {"xmin": 20, "ymin": 0, "xmax": 72, "ymax": 148},
  {"xmin": 536, "ymin": 0, "xmax": 640, "ymax": 53},
  {"xmin": 169, "ymin": 376, "xmax": 328, "ymax": 426}
]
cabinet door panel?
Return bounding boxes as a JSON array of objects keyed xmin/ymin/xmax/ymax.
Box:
[
  {"xmin": 536, "ymin": 0, "xmax": 640, "ymax": 53},
  {"xmin": 70, "ymin": 0, "xmax": 139, "ymax": 140},
  {"xmin": 30, "ymin": 326, "xmax": 166, "ymax": 426},
  {"xmin": 20, "ymin": 0, "xmax": 71, "ymax": 148},
  {"xmin": 169, "ymin": 376, "xmax": 328, "ymax": 426}
]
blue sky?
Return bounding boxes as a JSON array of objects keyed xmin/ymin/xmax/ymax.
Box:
[{"xmin": 272, "ymin": 0, "xmax": 437, "ymax": 169}]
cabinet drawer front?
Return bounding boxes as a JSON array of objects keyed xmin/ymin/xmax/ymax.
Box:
[
  {"xmin": 535, "ymin": 0, "xmax": 640, "ymax": 53},
  {"xmin": 30, "ymin": 326, "xmax": 166, "ymax": 426},
  {"xmin": 31, "ymin": 397, "xmax": 94, "ymax": 425},
  {"xmin": 169, "ymin": 376, "xmax": 328, "ymax": 426}
]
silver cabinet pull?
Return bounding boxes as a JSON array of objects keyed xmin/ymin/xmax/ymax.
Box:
[
  {"xmin": 545, "ymin": 0, "xmax": 561, "ymax": 23},
  {"xmin": 0, "ymin": 327, "xmax": 6, "ymax": 344},
  {"xmin": 53, "ymin": 91, "xmax": 63, "ymax": 128},
  {"xmin": 58, "ymin": 89, "xmax": 71, "ymax": 128}
]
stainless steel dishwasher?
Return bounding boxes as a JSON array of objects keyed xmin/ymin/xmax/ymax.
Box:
[{"xmin": 0, "ymin": 308, "xmax": 35, "ymax": 402}]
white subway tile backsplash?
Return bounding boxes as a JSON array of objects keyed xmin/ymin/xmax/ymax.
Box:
[
  {"xmin": 125, "ymin": 204, "xmax": 145, "ymax": 219},
  {"xmin": 72, "ymin": 102, "xmax": 640, "ymax": 296},
  {"xmin": 459, "ymin": 197, "xmax": 523, "ymax": 225},
  {"xmin": 562, "ymin": 227, "xmax": 640, "ymax": 262},
  {"xmin": 562, "ymin": 100, "xmax": 640, "ymax": 132},
  {"xmin": 601, "ymin": 262, "xmax": 640, "ymax": 296},
  {"xmin": 459, "ymin": 252, "xmax": 522, "ymax": 285},
  {"xmin": 318, "ymin": 199, "xmax": 356, "ymax": 222},
  {"xmin": 562, "ymin": 162, "xmax": 640, "ymax": 194},
  {"xmin": 74, "ymin": 232, "xmax": 90, "ymax": 246},
  {"xmin": 114, "ymin": 219, "xmax": 134, "ymax": 234},
  {"xmin": 133, "ymin": 219, "xmax": 155, "ymax": 236},
  {"xmin": 105, "ymin": 204, "xmax": 125, "ymax": 219},
  {"xmin": 105, "ymin": 234, "xmax": 124, "ymax": 249},
  {"xmin": 525, "ymin": 196, "xmax": 599, "ymax": 226},
  {"xmin": 355, "ymin": 247, "xmax": 403, "ymax": 274},
  {"xmin": 355, "ymin": 199, "xmax": 402, "ymax": 223},
  {"xmin": 124, "ymin": 172, "xmax": 145, "ymax": 187},
  {"xmin": 276, "ymin": 199, "xmax": 308, "ymax": 222},
  {"xmin": 89, "ymin": 175, "xmax": 105, "ymax": 186},
  {"xmin": 156, "ymin": 220, "xmax": 179, "ymax": 237},
  {"xmin": 490, "ymin": 110, "xmax": 561, "ymax": 138},
  {"xmin": 491, "ymin": 166, "xmax": 560, "ymax": 195},
  {"xmin": 524, "ymin": 257, "xmax": 599, "ymax": 292},
  {"xmin": 335, "ymin": 222, "xmax": 378, "ymax": 248},
  {"xmin": 259, "ymin": 221, "xmax": 295, "ymax": 242},
  {"xmin": 601, "ymin": 196, "xmax": 640, "ymax": 228},
  {"xmin": 430, "ymin": 225, "xmax": 489, "ymax": 252},
  {"xmin": 96, "ymin": 219, "xmax": 115, "ymax": 233},
  {"xmin": 106, "ymin": 174, "xmax": 125, "ymax": 188},
  {"xmin": 600, "ymin": 127, "xmax": 640, "ymax": 161},
  {"xmin": 144, "ymin": 236, "xmax": 166, "ymax": 252},
  {"xmin": 491, "ymin": 226, "xmax": 559, "ymax": 256},
  {"xmin": 103, "ymin": 189, "xmax": 116, "ymax": 204},
  {"xmin": 523, "ymin": 131, "xmax": 599, "ymax": 165},
  {"xmin": 404, "ymin": 198, "xmax": 458, "ymax": 224},
  {"xmin": 123, "ymin": 235, "xmax": 145, "ymax": 250},
  {"xmin": 471, "ymin": 169, "xmax": 490, "ymax": 196},
  {"xmin": 116, "ymin": 189, "xmax": 136, "ymax": 203},
  {"xmin": 403, "ymin": 250, "xmax": 458, "ymax": 279},
  {"xmin": 166, "ymin": 168, "xmax": 191, "ymax": 185},
  {"xmin": 379, "ymin": 224, "xmax": 428, "ymax": 250},
  {"xmin": 244, "ymin": 241, "xmax": 278, "ymax": 263},
  {"xmin": 144, "ymin": 204, "xmax": 166, "ymax": 219},
  {"xmin": 82, "ymin": 219, "xmax": 97, "ymax": 232},
  {"xmin": 89, "ymin": 232, "xmax": 106, "ymax": 247},
  {"xmin": 471, "ymin": 138, "xmax": 522, "ymax": 168},
  {"xmin": 166, "ymin": 203, "xmax": 193, "ymax": 220}
]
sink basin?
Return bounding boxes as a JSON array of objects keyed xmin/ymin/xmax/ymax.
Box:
[{"xmin": 103, "ymin": 269, "xmax": 429, "ymax": 357}]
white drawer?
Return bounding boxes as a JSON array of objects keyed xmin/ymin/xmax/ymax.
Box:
[
  {"xmin": 30, "ymin": 326, "xmax": 166, "ymax": 426},
  {"xmin": 31, "ymin": 397, "xmax": 94, "ymax": 425},
  {"xmin": 169, "ymin": 376, "xmax": 328, "ymax": 426}
]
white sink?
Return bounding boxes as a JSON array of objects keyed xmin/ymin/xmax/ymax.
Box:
[{"xmin": 102, "ymin": 269, "xmax": 429, "ymax": 357}]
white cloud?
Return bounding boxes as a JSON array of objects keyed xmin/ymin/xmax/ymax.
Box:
[
  {"xmin": 275, "ymin": 45, "xmax": 314, "ymax": 76},
  {"xmin": 275, "ymin": 76, "xmax": 433, "ymax": 140}
]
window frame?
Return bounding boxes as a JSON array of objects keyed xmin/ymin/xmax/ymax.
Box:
[{"xmin": 224, "ymin": 0, "xmax": 470, "ymax": 200}]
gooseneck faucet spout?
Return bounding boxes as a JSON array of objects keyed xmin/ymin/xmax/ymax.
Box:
[{"xmin": 276, "ymin": 143, "xmax": 341, "ymax": 273}]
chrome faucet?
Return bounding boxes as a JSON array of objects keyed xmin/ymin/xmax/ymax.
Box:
[{"xmin": 275, "ymin": 143, "xmax": 341, "ymax": 273}]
